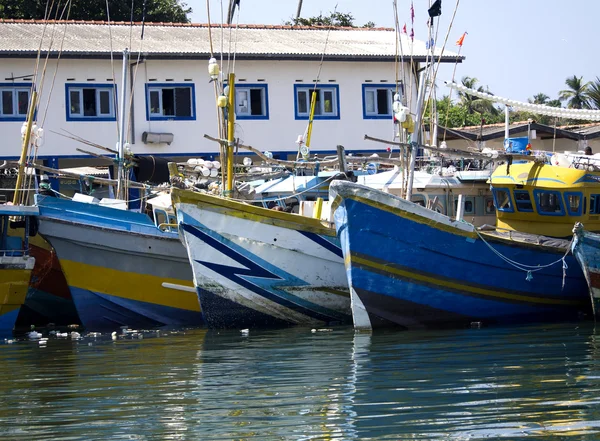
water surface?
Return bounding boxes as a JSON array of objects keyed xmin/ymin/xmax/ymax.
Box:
[{"xmin": 1, "ymin": 322, "xmax": 600, "ymax": 440}]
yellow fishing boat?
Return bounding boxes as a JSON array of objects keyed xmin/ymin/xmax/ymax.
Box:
[{"xmin": 489, "ymin": 157, "xmax": 600, "ymax": 238}]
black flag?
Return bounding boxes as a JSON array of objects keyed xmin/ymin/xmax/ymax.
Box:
[{"xmin": 428, "ymin": 0, "xmax": 442, "ymax": 17}]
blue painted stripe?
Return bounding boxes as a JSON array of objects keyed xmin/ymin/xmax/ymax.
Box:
[{"xmin": 298, "ymin": 231, "xmax": 343, "ymax": 258}]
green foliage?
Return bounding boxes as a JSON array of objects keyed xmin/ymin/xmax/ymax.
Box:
[
  {"xmin": 0, "ymin": 0, "xmax": 192, "ymax": 23},
  {"xmin": 588, "ymin": 77, "xmax": 600, "ymax": 110},
  {"xmin": 430, "ymin": 95, "xmax": 503, "ymax": 128},
  {"xmin": 559, "ymin": 75, "xmax": 591, "ymax": 109},
  {"xmin": 286, "ymin": 11, "xmax": 374, "ymax": 28}
]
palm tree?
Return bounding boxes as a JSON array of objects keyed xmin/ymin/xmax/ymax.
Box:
[
  {"xmin": 529, "ymin": 93, "xmax": 549, "ymax": 105},
  {"xmin": 559, "ymin": 75, "xmax": 591, "ymax": 109},
  {"xmin": 588, "ymin": 77, "xmax": 600, "ymax": 110},
  {"xmin": 457, "ymin": 76, "xmax": 497, "ymax": 114}
]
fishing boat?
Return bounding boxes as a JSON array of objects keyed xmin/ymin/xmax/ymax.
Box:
[
  {"xmin": 35, "ymin": 192, "xmax": 201, "ymax": 331},
  {"xmin": 171, "ymin": 187, "xmax": 351, "ymax": 328},
  {"xmin": 330, "ymin": 180, "xmax": 590, "ymax": 330},
  {"xmin": 0, "ymin": 205, "xmax": 37, "ymax": 336}
]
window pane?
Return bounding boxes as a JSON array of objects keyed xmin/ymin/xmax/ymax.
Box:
[
  {"xmin": 323, "ymin": 90, "xmax": 333, "ymax": 114},
  {"xmin": 174, "ymin": 88, "xmax": 191, "ymax": 117},
  {"xmin": 250, "ymin": 88, "xmax": 263, "ymax": 115},
  {"xmin": 70, "ymin": 90, "xmax": 81, "ymax": 115},
  {"xmin": 150, "ymin": 90, "xmax": 160, "ymax": 114},
  {"xmin": 82, "ymin": 88, "xmax": 97, "ymax": 116},
  {"xmin": 236, "ymin": 89, "xmax": 249, "ymax": 114},
  {"xmin": 365, "ymin": 90, "xmax": 375, "ymax": 113},
  {"xmin": 297, "ymin": 90, "xmax": 308, "ymax": 114},
  {"xmin": 536, "ymin": 191, "xmax": 562, "ymax": 214},
  {"xmin": 2, "ymin": 90, "xmax": 13, "ymax": 115},
  {"xmin": 17, "ymin": 91, "xmax": 29, "ymax": 115},
  {"xmin": 495, "ymin": 189, "xmax": 511, "ymax": 210},
  {"xmin": 514, "ymin": 190, "xmax": 533, "ymax": 211},
  {"xmin": 485, "ymin": 198, "xmax": 495, "ymax": 213},
  {"xmin": 99, "ymin": 90, "xmax": 110, "ymax": 115},
  {"xmin": 567, "ymin": 194, "xmax": 581, "ymax": 214},
  {"xmin": 377, "ymin": 89, "xmax": 389, "ymax": 115},
  {"xmin": 161, "ymin": 89, "xmax": 175, "ymax": 116}
]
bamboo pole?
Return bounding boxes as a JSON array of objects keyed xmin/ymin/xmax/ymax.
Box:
[{"xmin": 226, "ymin": 72, "xmax": 235, "ymax": 196}]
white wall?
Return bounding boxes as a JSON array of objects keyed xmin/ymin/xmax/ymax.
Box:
[{"xmin": 0, "ymin": 56, "xmax": 419, "ymax": 161}]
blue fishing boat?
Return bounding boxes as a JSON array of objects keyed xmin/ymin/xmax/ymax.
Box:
[
  {"xmin": 330, "ymin": 181, "xmax": 590, "ymax": 330},
  {"xmin": 35, "ymin": 194, "xmax": 202, "ymax": 331}
]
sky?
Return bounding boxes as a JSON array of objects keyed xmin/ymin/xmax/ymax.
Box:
[{"xmin": 185, "ymin": 0, "xmax": 599, "ymax": 103}]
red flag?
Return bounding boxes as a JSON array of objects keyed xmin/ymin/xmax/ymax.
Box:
[
  {"xmin": 410, "ymin": 1, "xmax": 415, "ymax": 22},
  {"xmin": 456, "ymin": 32, "xmax": 467, "ymax": 47},
  {"xmin": 410, "ymin": 28, "xmax": 414, "ymax": 41},
  {"xmin": 402, "ymin": 23, "xmax": 407, "ymax": 33}
]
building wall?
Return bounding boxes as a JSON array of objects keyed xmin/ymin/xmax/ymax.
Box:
[{"xmin": 0, "ymin": 56, "xmax": 418, "ymax": 162}]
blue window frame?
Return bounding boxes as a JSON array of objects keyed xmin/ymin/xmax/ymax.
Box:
[
  {"xmin": 145, "ymin": 83, "xmax": 195, "ymax": 121},
  {"xmin": 564, "ymin": 192, "xmax": 583, "ymax": 216},
  {"xmin": 65, "ymin": 83, "xmax": 116, "ymax": 121},
  {"xmin": 492, "ymin": 188, "xmax": 513, "ymax": 212},
  {"xmin": 590, "ymin": 194, "xmax": 600, "ymax": 214},
  {"xmin": 235, "ymin": 84, "xmax": 269, "ymax": 120},
  {"xmin": 533, "ymin": 189, "xmax": 565, "ymax": 216},
  {"xmin": 0, "ymin": 83, "xmax": 31, "ymax": 121},
  {"xmin": 294, "ymin": 84, "xmax": 340, "ymax": 120},
  {"xmin": 513, "ymin": 190, "xmax": 533, "ymax": 212},
  {"xmin": 362, "ymin": 84, "xmax": 396, "ymax": 119}
]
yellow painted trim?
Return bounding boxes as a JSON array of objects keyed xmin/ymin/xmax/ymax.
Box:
[
  {"xmin": 349, "ymin": 253, "xmax": 583, "ymax": 306},
  {"xmin": 172, "ymin": 188, "xmax": 335, "ymax": 236},
  {"xmin": 59, "ymin": 259, "xmax": 200, "ymax": 312},
  {"xmin": 0, "ymin": 269, "xmax": 31, "ymax": 313}
]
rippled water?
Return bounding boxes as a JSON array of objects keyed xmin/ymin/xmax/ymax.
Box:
[{"xmin": 1, "ymin": 322, "xmax": 600, "ymax": 440}]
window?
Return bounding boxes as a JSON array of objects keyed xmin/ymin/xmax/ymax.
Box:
[
  {"xmin": 0, "ymin": 83, "xmax": 31, "ymax": 121},
  {"xmin": 235, "ymin": 84, "xmax": 268, "ymax": 119},
  {"xmin": 564, "ymin": 192, "xmax": 583, "ymax": 216},
  {"xmin": 533, "ymin": 190, "xmax": 564, "ymax": 216},
  {"xmin": 65, "ymin": 84, "xmax": 116, "ymax": 121},
  {"xmin": 362, "ymin": 84, "xmax": 395, "ymax": 119},
  {"xmin": 513, "ymin": 190, "xmax": 533, "ymax": 212},
  {"xmin": 454, "ymin": 196, "xmax": 475, "ymax": 215},
  {"xmin": 146, "ymin": 83, "xmax": 195, "ymax": 121},
  {"xmin": 294, "ymin": 84, "xmax": 340, "ymax": 120},
  {"xmin": 484, "ymin": 197, "xmax": 496, "ymax": 214},
  {"xmin": 591, "ymin": 194, "xmax": 600, "ymax": 214},
  {"xmin": 492, "ymin": 188, "xmax": 513, "ymax": 212}
]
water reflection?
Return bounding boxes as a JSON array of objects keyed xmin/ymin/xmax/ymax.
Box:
[{"xmin": 0, "ymin": 323, "xmax": 599, "ymax": 439}]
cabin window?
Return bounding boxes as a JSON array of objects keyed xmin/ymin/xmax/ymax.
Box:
[
  {"xmin": 454, "ymin": 196, "xmax": 475, "ymax": 215},
  {"xmin": 235, "ymin": 85, "xmax": 269, "ymax": 119},
  {"xmin": 492, "ymin": 188, "xmax": 513, "ymax": 212},
  {"xmin": 564, "ymin": 192, "xmax": 583, "ymax": 216},
  {"xmin": 484, "ymin": 197, "xmax": 496, "ymax": 214},
  {"xmin": 294, "ymin": 84, "xmax": 340, "ymax": 120},
  {"xmin": 66, "ymin": 84, "xmax": 116, "ymax": 121},
  {"xmin": 513, "ymin": 190, "xmax": 533, "ymax": 212},
  {"xmin": 533, "ymin": 190, "xmax": 565, "ymax": 216},
  {"xmin": 590, "ymin": 195, "xmax": 600, "ymax": 214},
  {"xmin": 362, "ymin": 84, "xmax": 395, "ymax": 119},
  {"xmin": 0, "ymin": 84, "xmax": 31, "ymax": 121},
  {"xmin": 146, "ymin": 83, "xmax": 195, "ymax": 121},
  {"xmin": 412, "ymin": 194, "xmax": 426, "ymax": 207}
]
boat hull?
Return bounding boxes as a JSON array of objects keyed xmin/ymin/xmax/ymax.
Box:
[
  {"xmin": 36, "ymin": 196, "xmax": 202, "ymax": 331},
  {"xmin": 172, "ymin": 189, "xmax": 351, "ymax": 328},
  {"xmin": 330, "ymin": 181, "xmax": 590, "ymax": 330},
  {"xmin": 0, "ymin": 261, "xmax": 35, "ymax": 336},
  {"xmin": 16, "ymin": 242, "xmax": 80, "ymax": 328},
  {"xmin": 572, "ymin": 224, "xmax": 600, "ymax": 317}
]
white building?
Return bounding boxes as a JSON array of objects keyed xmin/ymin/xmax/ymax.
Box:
[{"xmin": 0, "ymin": 20, "xmax": 462, "ymax": 169}]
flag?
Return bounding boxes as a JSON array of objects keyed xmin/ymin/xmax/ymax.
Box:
[
  {"xmin": 410, "ymin": 1, "xmax": 414, "ymax": 22},
  {"xmin": 402, "ymin": 23, "xmax": 407, "ymax": 33},
  {"xmin": 425, "ymin": 38, "xmax": 434, "ymax": 49},
  {"xmin": 428, "ymin": 0, "xmax": 442, "ymax": 18},
  {"xmin": 410, "ymin": 28, "xmax": 414, "ymax": 41},
  {"xmin": 456, "ymin": 32, "xmax": 467, "ymax": 47}
]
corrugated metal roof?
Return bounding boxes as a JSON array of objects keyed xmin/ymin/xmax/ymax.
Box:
[{"xmin": 0, "ymin": 20, "xmax": 462, "ymax": 61}]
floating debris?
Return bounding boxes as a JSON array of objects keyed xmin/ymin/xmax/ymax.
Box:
[
  {"xmin": 240, "ymin": 329, "xmax": 249, "ymax": 336},
  {"xmin": 70, "ymin": 332, "xmax": 81, "ymax": 339},
  {"xmin": 111, "ymin": 332, "xmax": 118, "ymax": 341},
  {"xmin": 27, "ymin": 331, "xmax": 43, "ymax": 340}
]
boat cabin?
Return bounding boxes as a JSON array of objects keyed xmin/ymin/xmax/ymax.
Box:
[{"xmin": 490, "ymin": 159, "xmax": 600, "ymax": 238}]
